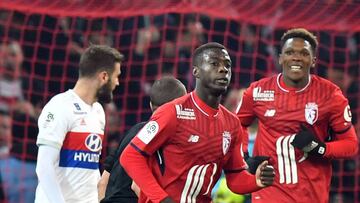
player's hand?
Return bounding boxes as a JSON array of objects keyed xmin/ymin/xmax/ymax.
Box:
[
  {"xmin": 255, "ymin": 161, "xmax": 275, "ymax": 188},
  {"xmin": 160, "ymin": 196, "xmax": 176, "ymax": 203},
  {"xmin": 291, "ymin": 124, "xmax": 326, "ymax": 157},
  {"xmin": 245, "ymin": 155, "xmax": 270, "ymax": 175}
]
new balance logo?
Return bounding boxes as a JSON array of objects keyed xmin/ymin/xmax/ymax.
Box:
[
  {"xmin": 188, "ymin": 135, "xmax": 199, "ymax": 143},
  {"xmin": 176, "ymin": 104, "xmax": 196, "ymax": 120},
  {"xmin": 253, "ymin": 87, "xmax": 274, "ymax": 101},
  {"xmin": 264, "ymin": 109, "xmax": 276, "ymax": 117}
]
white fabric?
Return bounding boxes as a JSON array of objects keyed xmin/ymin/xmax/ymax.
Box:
[
  {"xmin": 35, "ymin": 145, "xmax": 65, "ymax": 203},
  {"xmin": 35, "ymin": 89, "xmax": 105, "ymax": 203}
]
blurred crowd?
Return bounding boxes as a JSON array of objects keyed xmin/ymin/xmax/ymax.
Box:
[{"xmin": 0, "ymin": 10, "xmax": 359, "ymax": 203}]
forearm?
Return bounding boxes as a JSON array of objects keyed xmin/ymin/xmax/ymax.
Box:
[
  {"xmin": 36, "ymin": 145, "xmax": 65, "ymax": 203},
  {"xmin": 120, "ymin": 145, "xmax": 169, "ymax": 203},
  {"xmin": 325, "ymin": 126, "xmax": 358, "ymax": 158},
  {"xmin": 98, "ymin": 170, "xmax": 110, "ymax": 201},
  {"xmin": 225, "ymin": 170, "xmax": 260, "ymax": 194}
]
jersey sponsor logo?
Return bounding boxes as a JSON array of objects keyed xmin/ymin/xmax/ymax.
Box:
[
  {"xmin": 264, "ymin": 109, "xmax": 276, "ymax": 117},
  {"xmin": 344, "ymin": 105, "xmax": 352, "ymax": 122},
  {"xmin": 180, "ymin": 163, "xmax": 217, "ymax": 202},
  {"xmin": 73, "ymin": 103, "xmax": 81, "ymax": 110},
  {"xmin": 175, "ymin": 104, "xmax": 196, "ymax": 120},
  {"xmin": 60, "ymin": 132, "xmax": 103, "ymax": 169},
  {"xmin": 85, "ymin": 133, "xmax": 102, "ymax": 152},
  {"xmin": 276, "ymin": 135, "xmax": 298, "ymax": 184},
  {"xmin": 222, "ymin": 131, "xmax": 231, "ymax": 155},
  {"xmin": 137, "ymin": 121, "xmax": 159, "ymax": 144},
  {"xmin": 253, "ymin": 87, "xmax": 274, "ymax": 101},
  {"xmin": 59, "ymin": 149, "xmax": 100, "ymax": 169},
  {"xmin": 305, "ymin": 102, "xmax": 318, "ymax": 125},
  {"xmin": 74, "ymin": 152, "xmax": 100, "ymax": 162},
  {"xmin": 73, "ymin": 103, "xmax": 88, "ymax": 115},
  {"xmin": 188, "ymin": 134, "xmax": 199, "ymax": 143}
]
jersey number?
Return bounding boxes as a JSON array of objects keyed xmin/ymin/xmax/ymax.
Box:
[{"xmin": 276, "ymin": 135, "xmax": 298, "ymax": 184}]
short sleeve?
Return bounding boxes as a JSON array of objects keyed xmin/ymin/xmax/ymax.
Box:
[
  {"xmin": 130, "ymin": 103, "xmax": 177, "ymax": 155},
  {"xmin": 236, "ymin": 85, "xmax": 255, "ymax": 127},
  {"xmin": 329, "ymin": 88, "xmax": 353, "ymax": 133},
  {"xmin": 37, "ymin": 96, "xmax": 70, "ymax": 149}
]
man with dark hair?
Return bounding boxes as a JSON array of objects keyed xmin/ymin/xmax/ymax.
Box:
[
  {"xmin": 35, "ymin": 45, "xmax": 123, "ymax": 203},
  {"xmin": 121, "ymin": 42, "xmax": 275, "ymax": 203},
  {"xmin": 98, "ymin": 76, "xmax": 187, "ymax": 203},
  {"xmin": 236, "ymin": 28, "xmax": 358, "ymax": 202}
]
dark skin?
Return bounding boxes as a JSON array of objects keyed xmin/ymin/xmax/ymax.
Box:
[
  {"xmin": 279, "ymin": 37, "xmax": 316, "ymax": 88},
  {"xmin": 193, "ymin": 48, "xmax": 232, "ymax": 109},
  {"xmin": 160, "ymin": 48, "xmax": 275, "ymax": 203}
]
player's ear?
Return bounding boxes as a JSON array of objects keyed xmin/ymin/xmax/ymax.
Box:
[
  {"xmin": 193, "ymin": 66, "xmax": 199, "ymax": 78},
  {"xmin": 98, "ymin": 71, "xmax": 109, "ymax": 84},
  {"xmin": 311, "ymin": 57, "xmax": 317, "ymax": 68}
]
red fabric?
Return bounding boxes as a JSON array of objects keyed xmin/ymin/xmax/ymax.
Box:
[
  {"xmin": 120, "ymin": 145, "xmax": 169, "ymax": 203},
  {"xmin": 325, "ymin": 126, "xmax": 358, "ymax": 158},
  {"xmin": 226, "ymin": 170, "xmax": 260, "ymax": 194},
  {"xmin": 122, "ymin": 91, "xmax": 249, "ymax": 202},
  {"xmin": 236, "ymin": 74, "xmax": 358, "ymax": 203}
]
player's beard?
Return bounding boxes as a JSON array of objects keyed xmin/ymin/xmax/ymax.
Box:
[{"xmin": 97, "ymin": 79, "xmax": 113, "ymax": 104}]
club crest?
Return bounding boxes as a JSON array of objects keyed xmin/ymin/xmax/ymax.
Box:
[
  {"xmin": 305, "ymin": 103, "xmax": 318, "ymax": 125},
  {"xmin": 222, "ymin": 131, "xmax": 231, "ymax": 155}
]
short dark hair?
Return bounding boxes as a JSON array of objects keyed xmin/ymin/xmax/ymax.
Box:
[
  {"xmin": 149, "ymin": 76, "xmax": 186, "ymax": 107},
  {"xmin": 192, "ymin": 42, "xmax": 226, "ymax": 67},
  {"xmin": 281, "ymin": 28, "xmax": 318, "ymax": 53},
  {"xmin": 78, "ymin": 45, "xmax": 124, "ymax": 78}
]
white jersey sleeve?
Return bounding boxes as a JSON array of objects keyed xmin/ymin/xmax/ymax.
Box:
[{"xmin": 37, "ymin": 94, "xmax": 70, "ymax": 149}]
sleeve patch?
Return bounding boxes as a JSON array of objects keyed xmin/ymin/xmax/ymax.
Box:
[
  {"xmin": 344, "ymin": 105, "xmax": 352, "ymax": 122},
  {"xmin": 137, "ymin": 121, "xmax": 159, "ymax": 144}
]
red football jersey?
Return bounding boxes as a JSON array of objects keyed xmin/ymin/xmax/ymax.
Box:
[
  {"xmin": 130, "ymin": 91, "xmax": 247, "ymax": 202},
  {"xmin": 237, "ymin": 74, "xmax": 353, "ymax": 203}
]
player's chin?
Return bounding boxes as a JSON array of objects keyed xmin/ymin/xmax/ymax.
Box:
[
  {"xmin": 287, "ymin": 72, "xmax": 306, "ymax": 82},
  {"xmin": 211, "ymin": 86, "xmax": 228, "ymax": 95}
]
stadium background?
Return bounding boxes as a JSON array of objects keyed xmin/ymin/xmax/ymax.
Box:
[{"xmin": 0, "ymin": 0, "xmax": 359, "ymax": 202}]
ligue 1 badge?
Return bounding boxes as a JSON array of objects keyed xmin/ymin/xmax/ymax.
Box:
[
  {"xmin": 305, "ymin": 102, "xmax": 318, "ymax": 125},
  {"xmin": 222, "ymin": 131, "xmax": 231, "ymax": 155}
]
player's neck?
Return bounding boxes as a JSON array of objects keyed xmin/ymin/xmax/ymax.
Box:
[
  {"xmin": 73, "ymin": 78, "xmax": 98, "ymax": 105},
  {"xmin": 281, "ymin": 74, "xmax": 310, "ymax": 90},
  {"xmin": 194, "ymin": 88, "xmax": 221, "ymax": 109}
]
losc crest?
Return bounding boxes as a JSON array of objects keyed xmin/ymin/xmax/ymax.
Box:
[
  {"xmin": 305, "ymin": 102, "xmax": 318, "ymax": 125},
  {"xmin": 222, "ymin": 131, "xmax": 231, "ymax": 155}
]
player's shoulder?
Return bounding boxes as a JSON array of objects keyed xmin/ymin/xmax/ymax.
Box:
[
  {"xmin": 44, "ymin": 90, "xmax": 74, "ymax": 110},
  {"xmin": 249, "ymin": 74, "xmax": 277, "ymax": 88},
  {"xmin": 152, "ymin": 93, "xmax": 190, "ymax": 114},
  {"xmin": 312, "ymin": 75, "xmax": 340, "ymax": 89},
  {"xmin": 311, "ymin": 75, "xmax": 342, "ymax": 95}
]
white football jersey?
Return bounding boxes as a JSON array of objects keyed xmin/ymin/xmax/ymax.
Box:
[{"xmin": 35, "ymin": 89, "xmax": 105, "ymax": 203}]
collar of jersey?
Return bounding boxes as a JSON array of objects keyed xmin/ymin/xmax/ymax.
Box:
[
  {"xmin": 190, "ymin": 91, "xmax": 219, "ymax": 117},
  {"xmin": 277, "ymin": 73, "xmax": 311, "ymax": 93}
]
